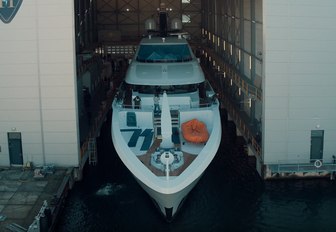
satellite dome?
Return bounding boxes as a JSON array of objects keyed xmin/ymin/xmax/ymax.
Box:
[{"xmin": 145, "ymin": 18, "xmax": 156, "ymax": 30}]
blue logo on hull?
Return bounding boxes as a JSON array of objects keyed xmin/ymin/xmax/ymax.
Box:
[{"xmin": 0, "ymin": 0, "xmax": 23, "ymax": 24}]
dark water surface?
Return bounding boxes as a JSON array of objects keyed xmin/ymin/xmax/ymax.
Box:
[{"xmin": 56, "ymin": 112, "xmax": 336, "ymax": 232}]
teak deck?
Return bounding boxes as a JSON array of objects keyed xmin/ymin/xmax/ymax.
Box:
[{"xmin": 137, "ymin": 138, "xmax": 197, "ymax": 176}]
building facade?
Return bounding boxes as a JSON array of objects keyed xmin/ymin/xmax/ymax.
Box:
[
  {"xmin": 0, "ymin": 0, "xmax": 79, "ymax": 167},
  {"xmin": 2, "ymin": 0, "xmax": 336, "ymax": 178},
  {"xmin": 201, "ymin": 0, "xmax": 336, "ymax": 178}
]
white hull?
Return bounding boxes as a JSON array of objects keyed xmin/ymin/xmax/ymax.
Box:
[
  {"xmin": 111, "ymin": 34, "xmax": 221, "ymax": 220},
  {"xmin": 134, "ymin": 174, "xmax": 202, "ymax": 220},
  {"xmin": 111, "ymin": 104, "xmax": 221, "ymax": 220}
]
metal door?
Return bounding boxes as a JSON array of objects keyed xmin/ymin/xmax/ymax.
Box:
[
  {"xmin": 8, "ymin": 132, "xmax": 23, "ymax": 165},
  {"xmin": 310, "ymin": 130, "xmax": 324, "ymax": 161}
]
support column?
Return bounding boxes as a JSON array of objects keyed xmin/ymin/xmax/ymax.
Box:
[{"xmin": 250, "ymin": 0, "xmax": 256, "ymax": 126}]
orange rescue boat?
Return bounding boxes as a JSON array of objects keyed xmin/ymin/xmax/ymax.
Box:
[{"xmin": 181, "ymin": 119, "xmax": 209, "ymax": 143}]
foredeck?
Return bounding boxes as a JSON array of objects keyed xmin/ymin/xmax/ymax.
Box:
[{"xmin": 137, "ymin": 138, "xmax": 197, "ymax": 176}]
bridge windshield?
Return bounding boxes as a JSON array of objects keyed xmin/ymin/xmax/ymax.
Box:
[
  {"xmin": 136, "ymin": 44, "xmax": 192, "ymax": 63},
  {"xmin": 133, "ymin": 84, "xmax": 199, "ymax": 94}
]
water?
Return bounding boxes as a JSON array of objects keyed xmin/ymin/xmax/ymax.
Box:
[{"xmin": 56, "ymin": 112, "xmax": 336, "ymax": 232}]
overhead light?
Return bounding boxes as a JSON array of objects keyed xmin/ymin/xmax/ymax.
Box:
[{"xmin": 249, "ymin": 56, "xmax": 252, "ymax": 69}]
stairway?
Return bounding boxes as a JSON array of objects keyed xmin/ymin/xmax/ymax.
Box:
[{"xmin": 153, "ymin": 110, "xmax": 179, "ymax": 139}]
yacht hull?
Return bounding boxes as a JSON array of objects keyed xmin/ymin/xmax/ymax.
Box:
[
  {"xmin": 110, "ymin": 34, "xmax": 222, "ymax": 221},
  {"xmin": 134, "ymin": 174, "xmax": 202, "ymax": 221},
  {"xmin": 111, "ymin": 105, "xmax": 221, "ymax": 221}
]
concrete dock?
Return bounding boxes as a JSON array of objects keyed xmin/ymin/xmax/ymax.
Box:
[{"xmin": 0, "ymin": 167, "xmax": 73, "ymax": 231}]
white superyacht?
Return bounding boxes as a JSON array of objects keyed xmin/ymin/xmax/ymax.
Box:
[{"xmin": 111, "ymin": 6, "xmax": 221, "ymax": 221}]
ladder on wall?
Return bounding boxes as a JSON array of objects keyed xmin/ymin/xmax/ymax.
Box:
[{"xmin": 88, "ymin": 138, "xmax": 97, "ymax": 165}]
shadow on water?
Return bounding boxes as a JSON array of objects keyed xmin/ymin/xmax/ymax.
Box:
[{"xmin": 56, "ymin": 109, "xmax": 336, "ymax": 232}]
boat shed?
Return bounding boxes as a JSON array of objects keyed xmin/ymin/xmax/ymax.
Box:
[{"xmin": 1, "ymin": 0, "xmax": 336, "ymax": 180}]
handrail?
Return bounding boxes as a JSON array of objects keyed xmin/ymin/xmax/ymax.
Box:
[
  {"xmin": 199, "ymin": 47, "xmax": 262, "ymax": 159},
  {"xmin": 268, "ymin": 159, "xmax": 336, "ymax": 173},
  {"xmin": 202, "ymin": 47, "xmax": 262, "ymax": 101},
  {"xmin": 114, "ymin": 100, "xmax": 217, "ymax": 110},
  {"xmin": 221, "ymin": 92, "xmax": 262, "ymax": 158}
]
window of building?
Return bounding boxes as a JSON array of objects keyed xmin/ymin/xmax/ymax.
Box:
[{"xmin": 182, "ymin": 14, "xmax": 191, "ymax": 23}]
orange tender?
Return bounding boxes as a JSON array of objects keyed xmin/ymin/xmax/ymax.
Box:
[{"xmin": 181, "ymin": 119, "xmax": 209, "ymax": 143}]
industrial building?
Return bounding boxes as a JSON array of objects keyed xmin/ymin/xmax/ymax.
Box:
[{"xmin": 1, "ymin": 0, "xmax": 336, "ymax": 179}]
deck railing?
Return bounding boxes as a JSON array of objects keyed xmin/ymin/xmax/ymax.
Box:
[
  {"xmin": 115, "ymin": 101, "xmax": 217, "ymax": 111},
  {"xmin": 220, "ymin": 94, "xmax": 262, "ymax": 158},
  {"xmin": 201, "ymin": 47, "xmax": 263, "ymax": 101},
  {"xmin": 268, "ymin": 159, "xmax": 336, "ymax": 173}
]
